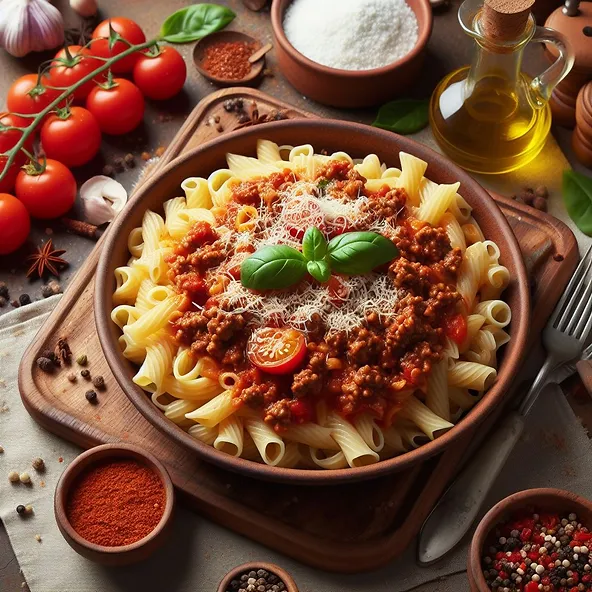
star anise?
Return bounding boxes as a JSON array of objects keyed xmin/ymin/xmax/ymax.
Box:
[
  {"xmin": 26, "ymin": 240, "xmax": 68, "ymax": 279},
  {"xmin": 233, "ymin": 100, "xmax": 289, "ymax": 130}
]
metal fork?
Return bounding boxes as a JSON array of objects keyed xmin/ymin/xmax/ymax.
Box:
[{"xmin": 417, "ymin": 245, "xmax": 592, "ymax": 565}]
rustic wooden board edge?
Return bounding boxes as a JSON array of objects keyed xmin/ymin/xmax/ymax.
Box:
[{"xmin": 16, "ymin": 88, "xmax": 582, "ymax": 573}]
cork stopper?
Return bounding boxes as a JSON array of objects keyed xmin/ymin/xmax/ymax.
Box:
[{"xmin": 481, "ymin": 0, "xmax": 535, "ymax": 42}]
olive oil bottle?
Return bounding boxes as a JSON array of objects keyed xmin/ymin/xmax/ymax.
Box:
[{"xmin": 429, "ymin": 0, "xmax": 573, "ymax": 174}]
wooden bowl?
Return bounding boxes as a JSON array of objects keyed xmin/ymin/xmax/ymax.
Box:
[
  {"xmin": 94, "ymin": 119, "xmax": 530, "ymax": 485},
  {"xmin": 193, "ymin": 31, "xmax": 265, "ymax": 87},
  {"xmin": 54, "ymin": 443, "xmax": 175, "ymax": 565},
  {"xmin": 467, "ymin": 488, "xmax": 592, "ymax": 591},
  {"xmin": 217, "ymin": 562, "xmax": 299, "ymax": 592},
  {"xmin": 270, "ymin": 0, "xmax": 433, "ymax": 108}
]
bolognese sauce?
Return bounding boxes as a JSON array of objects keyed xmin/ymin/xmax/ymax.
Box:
[{"xmin": 167, "ymin": 161, "xmax": 464, "ymax": 432}]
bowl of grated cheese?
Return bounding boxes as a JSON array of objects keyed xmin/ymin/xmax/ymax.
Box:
[{"xmin": 271, "ymin": 0, "xmax": 433, "ymax": 108}]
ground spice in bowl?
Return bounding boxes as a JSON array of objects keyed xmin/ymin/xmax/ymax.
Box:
[
  {"xmin": 202, "ymin": 40, "xmax": 256, "ymax": 80},
  {"xmin": 65, "ymin": 458, "xmax": 165, "ymax": 547}
]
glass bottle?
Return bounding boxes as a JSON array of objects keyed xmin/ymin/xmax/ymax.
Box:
[{"xmin": 429, "ymin": 0, "xmax": 574, "ymax": 174}]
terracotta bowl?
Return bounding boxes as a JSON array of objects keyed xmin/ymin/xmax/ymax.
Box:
[
  {"xmin": 270, "ymin": 0, "xmax": 433, "ymax": 108},
  {"xmin": 95, "ymin": 119, "xmax": 530, "ymax": 485},
  {"xmin": 193, "ymin": 31, "xmax": 265, "ymax": 88},
  {"xmin": 468, "ymin": 488, "xmax": 592, "ymax": 591},
  {"xmin": 54, "ymin": 443, "xmax": 175, "ymax": 565},
  {"xmin": 217, "ymin": 562, "xmax": 299, "ymax": 592}
]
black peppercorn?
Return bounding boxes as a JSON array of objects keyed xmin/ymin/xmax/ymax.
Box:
[
  {"xmin": 102, "ymin": 164, "xmax": 115, "ymax": 177},
  {"xmin": 533, "ymin": 196, "xmax": 548, "ymax": 211},
  {"xmin": 19, "ymin": 294, "xmax": 31, "ymax": 306},
  {"xmin": 0, "ymin": 296, "xmax": 6, "ymax": 308},
  {"xmin": 0, "ymin": 282, "xmax": 8, "ymax": 299},
  {"xmin": 92, "ymin": 375, "xmax": 105, "ymax": 390},
  {"xmin": 80, "ymin": 369, "xmax": 90, "ymax": 379},
  {"xmin": 124, "ymin": 153, "xmax": 136, "ymax": 168},
  {"xmin": 113, "ymin": 157, "xmax": 125, "ymax": 172},
  {"xmin": 85, "ymin": 390, "xmax": 97, "ymax": 403},
  {"xmin": 41, "ymin": 285, "xmax": 54, "ymax": 298},
  {"xmin": 16, "ymin": 504, "xmax": 26, "ymax": 515},
  {"xmin": 36, "ymin": 357, "xmax": 54, "ymax": 373}
]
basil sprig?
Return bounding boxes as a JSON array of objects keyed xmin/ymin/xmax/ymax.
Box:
[
  {"xmin": 160, "ymin": 4, "xmax": 236, "ymax": 43},
  {"xmin": 563, "ymin": 170, "xmax": 592, "ymax": 236},
  {"xmin": 240, "ymin": 227, "xmax": 398, "ymax": 290}
]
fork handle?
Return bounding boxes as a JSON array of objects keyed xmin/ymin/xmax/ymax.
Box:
[
  {"xmin": 417, "ymin": 412, "xmax": 525, "ymax": 564},
  {"xmin": 519, "ymin": 355, "xmax": 560, "ymax": 415}
]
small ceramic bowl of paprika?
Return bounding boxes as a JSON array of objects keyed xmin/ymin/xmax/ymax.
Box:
[
  {"xmin": 467, "ymin": 488, "xmax": 592, "ymax": 591},
  {"xmin": 54, "ymin": 443, "xmax": 175, "ymax": 566}
]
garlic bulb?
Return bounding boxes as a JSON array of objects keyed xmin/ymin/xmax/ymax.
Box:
[
  {"xmin": 0, "ymin": 0, "xmax": 65, "ymax": 58},
  {"xmin": 79, "ymin": 176, "xmax": 128, "ymax": 226},
  {"xmin": 69, "ymin": 0, "xmax": 97, "ymax": 18}
]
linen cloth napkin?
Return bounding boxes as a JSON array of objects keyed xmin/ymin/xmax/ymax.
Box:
[{"xmin": 1, "ymin": 296, "xmax": 592, "ymax": 592}]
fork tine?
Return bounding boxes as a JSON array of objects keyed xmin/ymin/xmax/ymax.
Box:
[
  {"xmin": 553, "ymin": 245, "xmax": 592, "ymax": 329},
  {"xmin": 576, "ymin": 309, "xmax": 592, "ymax": 342},
  {"xmin": 566, "ymin": 261, "xmax": 592, "ymax": 335}
]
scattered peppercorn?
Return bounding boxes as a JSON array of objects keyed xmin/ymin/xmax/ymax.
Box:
[
  {"xmin": 55, "ymin": 337, "xmax": 72, "ymax": 365},
  {"xmin": 216, "ymin": 124, "xmax": 224, "ymax": 133},
  {"xmin": 41, "ymin": 350, "xmax": 59, "ymax": 366},
  {"xmin": 85, "ymin": 390, "xmax": 97, "ymax": 403},
  {"xmin": 553, "ymin": 253, "xmax": 565, "ymax": 262},
  {"xmin": 0, "ymin": 445, "xmax": 4, "ymax": 453},
  {"xmin": 102, "ymin": 164, "xmax": 115, "ymax": 177},
  {"xmin": 19, "ymin": 294, "xmax": 31, "ymax": 306},
  {"xmin": 8, "ymin": 471, "xmax": 19, "ymax": 483},
  {"xmin": 141, "ymin": 151, "xmax": 151, "ymax": 161},
  {"xmin": 225, "ymin": 568, "xmax": 287, "ymax": 592},
  {"xmin": 25, "ymin": 504, "xmax": 33, "ymax": 514},
  {"xmin": 47, "ymin": 280, "xmax": 62, "ymax": 294},
  {"xmin": 16, "ymin": 505, "xmax": 26, "ymax": 515},
  {"xmin": 34, "ymin": 534, "xmax": 41, "ymax": 543},
  {"xmin": 223, "ymin": 98, "xmax": 244, "ymax": 112},
  {"xmin": 11, "ymin": 300, "xmax": 19, "ymax": 308},
  {"xmin": 92, "ymin": 375, "xmax": 105, "ymax": 390},
  {"xmin": 113, "ymin": 157, "xmax": 125, "ymax": 172},
  {"xmin": 36, "ymin": 357, "xmax": 54, "ymax": 373},
  {"xmin": 154, "ymin": 146, "xmax": 166, "ymax": 157},
  {"xmin": 535, "ymin": 185, "xmax": 549, "ymax": 198},
  {"xmin": 41, "ymin": 285, "xmax": 54, "ymax": 298},
  {"xmin": 124, "ymin": 153, "xmax": 136, "ymax": 168},
  {"xmin": 0, "ymin": 282, "xmax": 8, "ymax": 299},
  {"xmin": 76, "ymin": 354, "xmax": 88, "ymax": 366},
  {"xmin": 32, "ymin": 458, "xmax": 45, "ymax": 471},
  {"xmin": 80, "ymin": 369, "xmax": 90, "ymax": 379},
  {"xmin": 0, "ymin": 297, "xmax": 6, "ymax": 308},
  {"xmin": 19, "ymin": 472, "xmax": 31, "ymax": 484},
  {"xmin": 67, "ymin": 372, "xmax": 77, "ymax": 382}
]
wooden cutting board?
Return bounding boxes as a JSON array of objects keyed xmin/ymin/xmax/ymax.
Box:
[{"xmin": 18, "ymin": 88, "xmax": 579, "ymax": 573}]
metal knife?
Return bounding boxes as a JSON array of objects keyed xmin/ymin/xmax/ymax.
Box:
[{"xmin": 417, "ymin": 342, "xmax": 592, "ymax": 565}]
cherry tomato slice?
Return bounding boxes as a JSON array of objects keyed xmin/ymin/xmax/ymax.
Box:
[
  {"xmin": 247, "ymin": 327, "xmax": 307, "ymax": 375},
  {"xmin": 443, "ymin": 312, "xmax": 468, "ymax": 345}
]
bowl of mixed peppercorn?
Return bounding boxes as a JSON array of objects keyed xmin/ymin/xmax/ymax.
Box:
[
  {"xmin": 218, "ymin": 562, "xmax": 299, "ymax": 592},
  {"xmin": 469, "ymin": 488, "xmax": 592, "ymax": 592}
]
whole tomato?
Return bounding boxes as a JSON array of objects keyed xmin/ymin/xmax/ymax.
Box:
[
  {"xmin": 41, "ymin": 107, "xmax": 102, "ymax": 167},
  {"xmin": 7, "ymin": 74, "xmax": 61, "ymax": 120},
  {"xmin": 90, "ymin": 17, "xmax": 146, "ymax": 73},
  {"xmin": 133, "ymin": 46, "xmax": 187, "ymax": 100},
  {"xmin": 16, "ymin": 159, "xmax": 77, "ymax": 219},
  {"xmin": 0, "ymin": 193, "xmax": 30, "ymax": 255},
  {"xmin": 86, "ymin": 78, "xmax": 144, "ymax": 135},
  {"xmin": 0, "ymin": 113, "xmax": 33, "ymax": 193},
  {"xmin": 49, "ymin": 46, "xmax": 103, "ymax": 101}
]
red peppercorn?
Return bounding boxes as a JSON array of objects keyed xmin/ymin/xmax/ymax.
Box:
[
  {"xmin": 528, "ymin": 551, "xmax": 540, "ymax": 561},
  {"xmin": 521, "ymin": 527, "xmax": 533, "ymax": 541},
  {"xmin": 499, "ymin": 571, "xmax": 508, "ymax": 579},
  {"xmin": 525, "ymin": 581, "xmax": 540, "ymax": 592},
  {"xmin": 582, "ymin": 574, "xmax": 592, "ymax": 583}
]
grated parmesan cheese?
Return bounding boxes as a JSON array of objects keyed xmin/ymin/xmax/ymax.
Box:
[
  {"xmin": 283, "ymin": 0, "xmax": 419, "ymax": 71},
  {"xmin": 211, "ymin": 179, "xmax": 403, "ymax": 334}
]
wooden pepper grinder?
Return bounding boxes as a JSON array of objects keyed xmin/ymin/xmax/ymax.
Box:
[
  {"xmin": 544, "ymin": 0, "xmax": 592, "ymax": 127},
  {"xmin": 573, "ymin": 81, "xmax": 592, "ymax": 167}
]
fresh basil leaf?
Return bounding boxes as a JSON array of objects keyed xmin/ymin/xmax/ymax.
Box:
[
  {"xmin": 302, "ymin": 227, "xmax": 328, "ymax": 262},
  {"xmin": 307, "ymin": 260, "xmax": 331, "ymax": 283},
  {"xmin": 372, "ymin": 99, "xmax": 430, "ymax": 135},
  {"xmin": 563, "ymin": 170, "xmax": 592, "ymax": 236},
  {"xmin": 328, "ymin": 232, "xmax": 399, "ymax": 275},
  {"xmin": 160, "ymin": 4, "xmax": 236, "ymax": 43},
  {"xmin": 241, "ymin": 245, "xmax": 306, "ymax": 290}
]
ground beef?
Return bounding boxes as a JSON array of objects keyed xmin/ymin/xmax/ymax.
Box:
[
  {"xmin": 326, "ymin": 331, "xmax": 347, "ymax": 358},
  {"xmin": 232, "ymin": 170, "xmax": 293, "ymax": 206},
  {"xmin": 291, "ymin": 351, "xmax": 326, "ymax": 398},
  {"xmin": 172, "ymin": 306, "xmax": 246, "ymax": 364},
  {"xmin": 237, "ymin": 381, "xmax": 279, "ymax": 408},
  {"xmin": 346, "ymin": 327, "xmax": 383, "ymax": 365},
  {"xmin": 339, "ymin": 365, "xmax": 387, "ymax": 416},
  {"xmin": 389, "ymin": 258, "xmax": 432, "ymax": 293},
  {"xmin": 394, "ymin": 223, "xmax": 452, "ymax": 265},
  {"xmin": 362, "ymin": 187, "xmax": 408, "ymax": 221},
  {"xmin": 263, "ymin": 398, "xmax": 292, "ymax": 425}
]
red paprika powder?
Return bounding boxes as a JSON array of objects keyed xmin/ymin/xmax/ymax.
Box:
[
  {"xmin": 66, "ymin": 459, "xmax": 165, "ymax": 547},
  {"xmin": 202, "ymin": 41, "xmax": 255, "ymax": 80}
]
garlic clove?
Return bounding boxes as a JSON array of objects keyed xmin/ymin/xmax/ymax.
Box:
[{"xmin": 79, "ymin": 176, "xmax": 128, "ymax": 226}]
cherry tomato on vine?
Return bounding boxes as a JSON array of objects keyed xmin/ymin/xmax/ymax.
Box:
[
  {"xmin": 247, "ymin": 327, "xmax": 307, "ymax": 375},
  {"xmin": 0, "ymin": 113, "xmax": 33, "ymax": 193},
  {"xmin": 86, "ymin": 78, "xmax": 144, "ymax": 135},
  {"xmin": 6, "ymin": 74, "xmax": 61, "ymax": 120},
  {"xmin": 90, "ymin": 18, "xmax": 146, "ymax": 73},
  {"xmin": 41, "ymin": 107, "xmax": 102, "ymax": 167},
  {"xmin": 132, "ymin": 46, "xmax": 187, "ymax": 100},
  {"xmin": 0, "ymin": 193, "xmax": 30, "ymax": 255},
  {"xmin": 49, "ymin": 46, "xmax": 102, "ymax": 101},
  {"xmin": 16, "ymin": 159, "xmax": 77, "ymax": 219}
]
